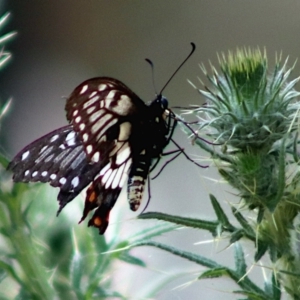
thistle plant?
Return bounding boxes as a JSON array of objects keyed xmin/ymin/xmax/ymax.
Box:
[{"xmin": 135, "ymin": 49, "xmax": 300, "ymax": 299}]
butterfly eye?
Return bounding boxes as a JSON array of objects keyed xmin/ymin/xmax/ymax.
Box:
[{"xmin": 160, "ymin": 96, "xmax": 168, "ymax": 110}]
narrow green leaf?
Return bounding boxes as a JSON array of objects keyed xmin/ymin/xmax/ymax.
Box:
[
  {"xmin": 198, "ymin": 267, "xmax": 229, "ymax": 279},
  {"xmin": 138, "ymin": 212, "xmax": 218, "ymax": 233},
  {"xmin": 230, "ymin": 229, "xmax": 244, "ymax": 244},
  {"xmin": 70, "ymin": 231, "xmax": 83, "ymax": 297},
  {"xmin": 264, "ymin": 272, "xmax": 281, "ymax": 300},
  {"xmin": 232, "ymin": 207, "xmax": 255, "ymax": 240},
  {"xmin": 0, "ymin": 53, "xmax": 11, "ymax": 69},
  {"xmin": 134, "ymin": 240, "xmax": 221, "ymax": 269},
  {"xmin": 293, "ymin": 132, "xmax": 299, "ymax": 163},
  {"xmin": 268, "ymin": 243, "xmax": 280, "ymax": 262},
  {"xmin": 278, "ymin": 269, "xmax": 300, "ymax": 277},
  {"xmin": 233, "ymin": 290, "xmax": 272, "ymax": 300},
  {"xmin": 257, "ymin": 207, "xmax": 264, "ymax": 224},
  {"xmin": 0, "ymin": 31, "xmax": 17, "ymax": 45},
  {"xmin": 234, "ymin": 242, "xmax": 247, "ymax": 276},
  {"xmin": 255, "ymin": 240, "xmax": 268, "ymax": 262},
  {"xmin": 210, "ymin": 194, "xmax": 234, "ymax": 230},
  {"xmin": 118, "ymin": 251, "xmax": 146, "ymax": 267},
  {"xmin": 0, "ymin": 12, "xmax": 11, "ymax": 28},
  {"xmin": 0, "ymin": 259, "xmax": 22, "ymax": 285}
]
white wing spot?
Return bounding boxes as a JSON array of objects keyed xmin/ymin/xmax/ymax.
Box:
[
  {"xmin": 86, "ymin": 106, "xmax": 96, "ymax": 115},
  {"xmin": 83, "ymin": 95, "xmax": 100, "ymax": 109},
  {"xmin": 86, "ymin": 145, "xmax": 93, "ymax": 154},
  {"xmin": 22, "ymin": 150, "xmax": 30, "ymax": 161},
  {"xmin": 73, "ymin": 110, "xmax": 78, "ymax": 117},
  {"xmin": 96, "ymin": 118, "xmax": 117, "ymax": 141},
  {"xmin": 112, "ymin": 163, "xmax": 125, "ymax": 189},
  {"xmin": 40, "ymin": 146, "xmax": 48, "ymax": 153},
  {"xmin": 59, "ymin": 144, "xmax": 66, "ymax": 150},
  {"xmin": 75, "ymin": 116, "xmax": 81, "ymax": 123},
  {"xmin": 50, "ymin": 134, "xmax": 59, "ymax": 142},
  {"xmin": 98, "ymin": 83, "xmax": 107, "ymax": 91},
  {"xmin": 32, "ymin": 171, "xmax": 38, "ymax": 177},
  {"xmin": 113, "ymin": 94, "xmax": 132, "ymax": 115},
  {"xmin": 107, "ymin": 90, "xmax": 116, "ymax": 99},
  {"xmin": 89, "ymin": 109, "xmax": 106, "ymax": 123},
  {"xmin": 118, "ymin": 122, "xmax": 131, "ymax": 141},
  {"xmin": 116, "ymin": 147, "xmax": 130, "ymax": 165},
  {"xmin": 83, "ymin": 133, "xmax": 89, "ymax": 142},
  {"xmin": 92, "ymin": 152, "xmax": 100, "ymax": 162},
  {"xmin": 80, "ymin": 85, "xmax": 88, "ymax": 94},
  {"xmin": 79, "ymin": 123, "xmax": 85, "ymax": 131},
  {"xmin": 119, "ymin": 159, "xmax": 132, "ymax": 187},
  {"xmin": 59, "ymin": 177, "xmax": 67, "ymax": 185},
  {"xmin": 24, "ymin": 170, "xmax": 30, "ymax": 176},
  {"xmin": 89, "ymin": 91, "xmax": 97, "ymax": 98},
  {"xmin": 71, "ymin": 176, "xmax": 79, "ymax": 188},
  {"xmin": 100, "ymin": 163, "xmax": 111, "ymax": 176},
  {"xmin": 140, "ymin": 149, "xmax": 146, "ymax": 155},
  {"xmin": 155, "ymin": 117, "xmax": 159, "ymax": 123},
  {"xmin": 50, "ymin": 174, "xmax": 57, "ymax": 180},
  {"xmin": 41, "ymin": 171, "xmax": 48, "ymax": 177},
  {"xmin": 102, "ymin": 168, "xmax": 112, "ymax": 185},
  {"xmin": 66, "ymin": 131, "xmax": 76, "ymax": 146}
]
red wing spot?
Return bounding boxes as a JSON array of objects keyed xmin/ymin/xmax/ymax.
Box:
[
  {"xmin": 93, "ymin": 216, "xmax": 102, "ymax": 227},
  {"xmin": 89, "ymin": 191, "xmax": 96, "ymax": 202}
]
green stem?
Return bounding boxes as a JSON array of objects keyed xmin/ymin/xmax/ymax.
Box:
[
  {"xmin": 5, "ymin": 190, "xmax": 56, "ymax": 300},
  {"xmin": 260, "ymin": 205, "xmax": 300, "ymax": 297}
]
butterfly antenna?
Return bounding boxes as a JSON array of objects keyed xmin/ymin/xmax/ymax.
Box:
[
  {"xmin": 160, "ymin": 42, "xmax": 196, "ymax": 94},
  {"xmin": 145, "ymin": 58, "xmax": 158, "ymax": 94}
]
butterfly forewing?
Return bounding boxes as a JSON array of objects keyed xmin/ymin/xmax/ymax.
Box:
[
  {"xmin": 65, "ymin": 77, "xmax": 147, "ymax": 163},
  {"xmin": 7, "ymin": 125, "xmax": 106, "ymax": 210}
]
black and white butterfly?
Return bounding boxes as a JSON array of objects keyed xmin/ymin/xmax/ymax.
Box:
[{"xmin": 8, "ymin": 44, "xmax": 197, "ymax": 234}]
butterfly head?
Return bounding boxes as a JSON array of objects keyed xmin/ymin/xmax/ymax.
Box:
[
  {"xmin": 148, "ymin": 94, "xmax": 169, "ymax": 117},
  {"xmin": 159, "ymin": 95, "xmax": 168, "ymax": 110}
]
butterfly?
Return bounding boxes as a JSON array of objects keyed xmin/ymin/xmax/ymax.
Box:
[{"xmin": 8, "ymin": 44, "xmax": 196, "ymax": 234}]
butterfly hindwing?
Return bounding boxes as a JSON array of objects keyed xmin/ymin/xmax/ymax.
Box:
[{"xmin": 80, "ymin": 151, "xmax": 132, "ymax": 233}]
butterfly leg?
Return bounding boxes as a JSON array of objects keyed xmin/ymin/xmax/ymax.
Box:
[
  {"xmin": 151, "ymin": 149, "xmax": 183, "ymax": 179},
  {"xmin": 151, "ymin": 138, "xmax": 208, "ymax": 180},
  {"xmin": 170, "ymin": 138, "xmax": 208, "ymax": 169}
]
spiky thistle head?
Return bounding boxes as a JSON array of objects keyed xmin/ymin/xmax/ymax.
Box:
[{"xmin": 196, "ymin": 48, "xmax": 300, "ymax": 153}]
